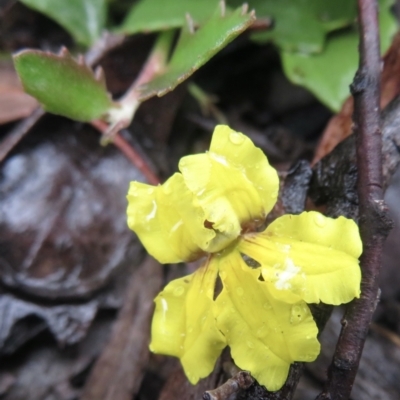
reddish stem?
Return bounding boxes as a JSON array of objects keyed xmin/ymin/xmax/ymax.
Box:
[{"xmin": 91, "ymin": 120, "xmax": 160, "ymax": 185}]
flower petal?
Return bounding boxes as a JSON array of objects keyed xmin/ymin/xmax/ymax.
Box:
[
  {"xmin": 210, "ymin": 125, "xmax": 279, "ymax": 214},
  {"xmin": 150, "ymin": 257, "xmax": 226, "ymax": 384},
  {"xmin": 215, "ymin": 250, "xmax": 320, "ymax": 391},
  {"xmin": 238, "ymin": 211, "xmax": 362, "ymax": 305},
  {"xmin": 127, "ymin": 173, "xmax": 215, "ymax": 263},
  {"xmin": 179, "ymin": 125, "xmax": 279, "ymax": 252}
]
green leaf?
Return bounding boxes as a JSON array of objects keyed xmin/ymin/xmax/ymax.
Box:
[
  {"xmin": 281, "ymin": 0, "xmax": 398, "ymax": 111},
  {"xmin": 19, "ymin": 0, "xmax": 107, "ymax": 46},
  {"xmin": 281, "ymin": 32, "xmax": 357, "ymax": 112},
  {"xmin": 118, "ymin": 0, "xmax": 224, "ymax": 35},
  {"xmin": 228, "ymin": 0, "xmax": 357, "ymax": 53},
  {"xmin": 13, "ymin": 49, "xmax": 117, "ymax": 122},
  {"xmin": 138, "ymin": 4, "xmax": 255, "ymax": 100}
]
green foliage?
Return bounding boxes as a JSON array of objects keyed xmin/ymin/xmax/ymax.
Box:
[
  {"xmin": 137, "ymin": 4, "xmax": 255, "ymax": 100},
  {"xmin": 281, "ymin": 0, "xmax": 398, "ymax": 111},
  {"xmin": 119, "ymin": 0, "xmax": 225, "ymax": 34},
  {"xmin": 13, "ymin": 49, "xmax": 117, "ymax": 121},
  {"xmin": 282, "ymin": 33, "xmax": 357, "ymax": 112},
  {"xmin": 229, "ymin": 0, "xmax": 357, "ymax": 53},
  {"xmin": 15, "ymin": 0, "xmax": 398, "ymax": 117},
  {"xmin": 19, "ymin": 0, "xmax": 106, "ymax": 46},
  {"xmin": 13, "ymin": 3, "xmax": 254, "ymax": 125}
]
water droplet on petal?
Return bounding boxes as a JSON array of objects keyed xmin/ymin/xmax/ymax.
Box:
[
  {"xmin": 229, "ymin": 132, "xmax": 245, "ymax": 145},
  {"xmin": 300, "ymin": 354, "xmax": 315, "ymax": 362},
  {"xmin": 173, "ymin": 286, "xmax": 185, "ymax": 297},
  {"xmin": 290, "ymin": 304, "xmax": 307, "ymax": 324},
  {"xmin": 236, "ymin": 287, "xmax": 244, "ymax": 296},
  {"xmin": 274, "ymin": 222, "xmax": 284, "ymax": 232},
  {"xmin": 147, "ymin": 188, "xmax": 154, "ymax": 194},
  {"xmin": 270, "ymin": 190, "xmax": 279, "ymax": 199},
  {"xmin": 263, "ymin": 302, "xmax": 272, "ymax": 310},
  {"xmin": 313, "ymin": 213, "xmax": 327, "ymax": 228},
  {"xmin": 187, "ymin": 372, "xmax": 193, "ymax": 381},
  {"xmin": 247, "ymin": 340, "xmax": 255, "ymax": 348},
  {"xmin": 256, "ymin": 326, "xmax": 269, "ymax": 338},
  {"xmin": 188, "ymin": 326, "xmax": 193, "ymax": 333},
  {"xmin": 219, "ymin": 271, "xmax": 227, "ymax": 280}
]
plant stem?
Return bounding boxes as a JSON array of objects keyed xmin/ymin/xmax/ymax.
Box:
[
  {"xmin": 91, "ymin": 119, "xmax": 160, "ymax": 185},
  {"xmin": 315, "ymin": 0, "xmax": 392, "ymax": 398},
  {"xmin": 105, "ymin": 31, "xmax": 174, "ymax": 134},
  {"xmin": 0, "ymin": 107, "xmax": 45, "ymax": 163}
]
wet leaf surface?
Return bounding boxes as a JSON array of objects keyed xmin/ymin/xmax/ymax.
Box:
[
  {"xmin": 0, "ymin": 312, "xmax": 115, "ymax": 400},
  {"xmin": 0, "ymin": 119, "xmax": 143, "ymax": 300},
  {"xmin": 0, "ymin": 294, "xmax": 98, "ymax": 355}
]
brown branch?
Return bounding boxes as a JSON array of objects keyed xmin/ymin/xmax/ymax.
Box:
[
  {"xmin": 81, "ymin": 256, "xmax": 163, "ymax": 400},
  {"xmin": 315, "ymin": 0, "xmax": 392, "ymax": 399},
  {"xmin": 0, "ymin": 107, "xmax": 45, "ymax": 163},
  {"xmin": 204, "ymin": 371, "xmax": 254, "ymax": 400}
]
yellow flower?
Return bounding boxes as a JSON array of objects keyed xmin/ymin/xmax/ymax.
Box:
[
  {"xmin": 127, "ymin": 125, "xmax": 279, "ymax": 262},
  {"xmin": 126, "ymin": 125, "xmax": 362, "ymax": 391}
]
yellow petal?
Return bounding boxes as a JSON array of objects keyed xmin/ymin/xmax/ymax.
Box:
[
  {"xmin": 215, "ymin": 250, "xmax": 320, "ymax": 391},
  {"xmin": 210, "ymin": 125, "xmax": 279, "ymax": 214},
  {"xmin": 150, "ymin": 257, "xmax": 226, "ymax": 384},
  {"xmin": 238, "ymin": 211, "xmax": 362, "ymax": 305},
  {"xmin": 179, "ymin": 125, "xmax": 279, "ymax": 252},
  {"xmin": 127, "ymin": 173, "xmax": 215, "ymax": 263}
]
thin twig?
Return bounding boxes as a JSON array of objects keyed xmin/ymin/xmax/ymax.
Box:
[
  {"xmin": 203, "ymin": 371, "xmax": 254, "ymax": 400},
  {"xmin": 0, "ymin": 107, "xmax": 45, "ymax": 163},
  {"xmin": 315, "ymin": 0, "xmax": 392, "ymax": 399}
]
